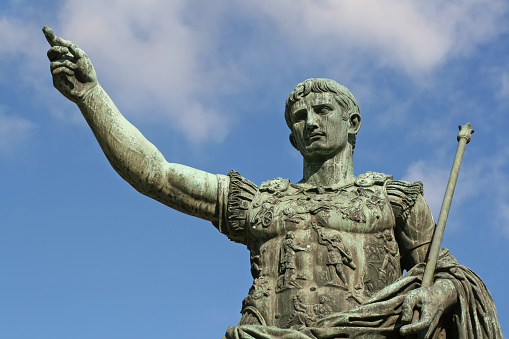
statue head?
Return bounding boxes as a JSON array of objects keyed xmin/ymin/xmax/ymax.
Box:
[
  {"xmin": 383, "ymin": 229, "xmax": 393, "ymax": 241},
  {"xmin": 285, "ymin": 78, "xmax": 361, "ymax": 156}
]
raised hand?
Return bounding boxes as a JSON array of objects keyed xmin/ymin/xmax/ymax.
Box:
[{"xmin": 43, "ymin": 26, "xmax": 98, "ymax": 103}]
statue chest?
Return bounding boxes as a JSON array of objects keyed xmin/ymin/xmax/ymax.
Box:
[
  {"xmin": 247, "ymin": 182, "xmax": 395, "ymax": 238},
  {"xmin": 240, "ymin": 180, "xmax": 402, "ymax": 328}
]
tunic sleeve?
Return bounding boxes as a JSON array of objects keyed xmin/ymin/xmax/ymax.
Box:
[
  {"xmin": 212, "ymin": 170, "xmax": 258, "ymax": 245},
  {"xmin": 387, "ymin": 180, "xmax": 435, "ymax": 271}
]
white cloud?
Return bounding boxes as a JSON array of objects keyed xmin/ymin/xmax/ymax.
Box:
[
  {"xmin": 251, "ymin": 0, "xmax": 507, "ymax": 74},
  {"xmin": 0, "ymin": 18, "xmax": 44, "ymax": 154},
  {"xmin": 0, "ymin": 109, "xmax": 36, "ymax": 154},
  {"xmin": 52, "ymin": 0, "xmax": 232, "ymax": 143},
  {"xmin": 0, "ymin": 17, "xmax": 47, "ymax": 76}
]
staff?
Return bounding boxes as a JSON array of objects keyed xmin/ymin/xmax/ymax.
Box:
[{"xmin": 422, "ymin": 123, "xmax": 474, "ymax": 287}]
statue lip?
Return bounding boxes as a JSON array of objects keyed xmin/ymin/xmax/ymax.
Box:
[{"xmin": 307, "ymin": 132, "xmax": 325, "ymax": 140}]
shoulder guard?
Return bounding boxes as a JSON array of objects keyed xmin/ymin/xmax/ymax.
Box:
[
  {"xmin": 226, "ymin": 170, "xmax": 258, "ymax": 243},
  {"xmin": 386, "ymin": 180, "xmax": 424, "ymax": 221}
]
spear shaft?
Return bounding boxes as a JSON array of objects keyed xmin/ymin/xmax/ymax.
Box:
[{"xmin": 421, "ymin": 123, "xmax": 474, "ymax": 288}]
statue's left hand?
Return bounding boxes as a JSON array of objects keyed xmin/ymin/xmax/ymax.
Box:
[{"xmin": 399, "ymin": 280, "xmax": 457, "ymax": 338}]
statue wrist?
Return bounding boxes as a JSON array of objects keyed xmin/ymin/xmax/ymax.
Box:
[
  {"xmin": 76, "ymin": 82, "xmax": 101, "ymax": 108},
  {"xmin": 434, "ymin": 279, "xmax": 458, "ymax": 310}
]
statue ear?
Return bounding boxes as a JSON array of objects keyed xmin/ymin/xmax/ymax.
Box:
[
  {"xmin": 289, "ymin": 133, "xmax": 298, "ymax": 150},
  {"xmin": 349, "ymin": 113, "xmax": 362, "ymax": 134}
]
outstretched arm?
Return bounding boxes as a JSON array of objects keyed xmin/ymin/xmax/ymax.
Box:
[{"xmin": 44, "ymin": 26, "xmax": 225, "ymax": 223}]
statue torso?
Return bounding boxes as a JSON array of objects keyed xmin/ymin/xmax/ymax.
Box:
[{"xmin": 240, "ymin": 172, "xmax": 402, "ymax": 329}]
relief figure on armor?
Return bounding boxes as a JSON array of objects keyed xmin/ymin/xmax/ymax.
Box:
[
  {"xmin": 286, "ymin": 294, "xmax": 334, "ymax": 330},
  {"xmin": 286, "ymin": 294, "xmax": 312, "ymax": 329},
  {"xmin": 43, "ymin": 26, "xmax": 502, "ymax": 338},
  {"xmin": 361, "ymin": 229, "xmax": 401, "ymax": 297},
  {"xmin": 380, "ymin": 229, "xmax": 399, "ymax": 283},
  {"xmin": 313, "ymin": 296, "xmax": 333, "ymax": 319},
  {"xmin": 278, "ymin": 231, "xmax": 311, "ymax": 292},
  {"xmin": 313, "ymin": 223, "xmax": 356, "ymax": 288}
]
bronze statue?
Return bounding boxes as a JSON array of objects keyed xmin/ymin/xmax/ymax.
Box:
[{"xmin": 43, "ymin": 26, "xmax": 502, "ymax": 338}]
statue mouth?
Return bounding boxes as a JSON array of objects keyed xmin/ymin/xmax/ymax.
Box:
[{"xmin": 307, "ymin": 132, "xmax": 325, "ymax": 142}]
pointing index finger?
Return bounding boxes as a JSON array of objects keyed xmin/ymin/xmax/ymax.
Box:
[
  {"xmin": 43, "ymin": 26, "xmax": 57, "ymax": 47},
  {"xmin": 42, "ymin": 26, "xmax": 85, "ymax": 58}
]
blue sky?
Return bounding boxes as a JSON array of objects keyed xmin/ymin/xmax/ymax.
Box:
[{"xmin": 1, "ymin": 0, "xmax": 508, "ymax": 337}]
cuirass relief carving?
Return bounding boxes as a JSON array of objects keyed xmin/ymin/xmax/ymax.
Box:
[{"xmin": 242, "ymin": 178, "xmax": 401, "ymax": 328}]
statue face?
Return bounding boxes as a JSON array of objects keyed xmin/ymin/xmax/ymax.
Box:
[{"xmin": 289, "ymin": 92, "xmax": 349, "ymax": 160}]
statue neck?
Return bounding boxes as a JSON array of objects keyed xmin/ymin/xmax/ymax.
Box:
[{"xmin": 301, "ymin": 150, "xmax": 355, "ymax": 187}]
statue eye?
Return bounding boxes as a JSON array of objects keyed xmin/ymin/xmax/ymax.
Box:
[
  {"xmin": 317, "ymin": 106, "xmax": 332, "ymax": 114},
  {"xmin": 293, "ymin": 111, "xmax": 306, "ymax": 122}
]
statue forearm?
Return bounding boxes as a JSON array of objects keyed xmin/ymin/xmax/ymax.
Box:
[
  {"xmin": 77, "ymin": 84, "xmax": 164, "ymax": 192},
  {"xmin": 76, "ymin": 84, "xmax": 221, "ymax": 222}
]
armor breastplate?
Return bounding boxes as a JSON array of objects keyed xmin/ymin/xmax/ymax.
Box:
[{"xmin": 240, "ymin": 173, "xmax": 402, "ymax": 328}]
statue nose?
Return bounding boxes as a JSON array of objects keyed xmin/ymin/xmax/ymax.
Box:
[{"xmin": 306, "ymin": 113, "xmax": 319, "ymax": 129}]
